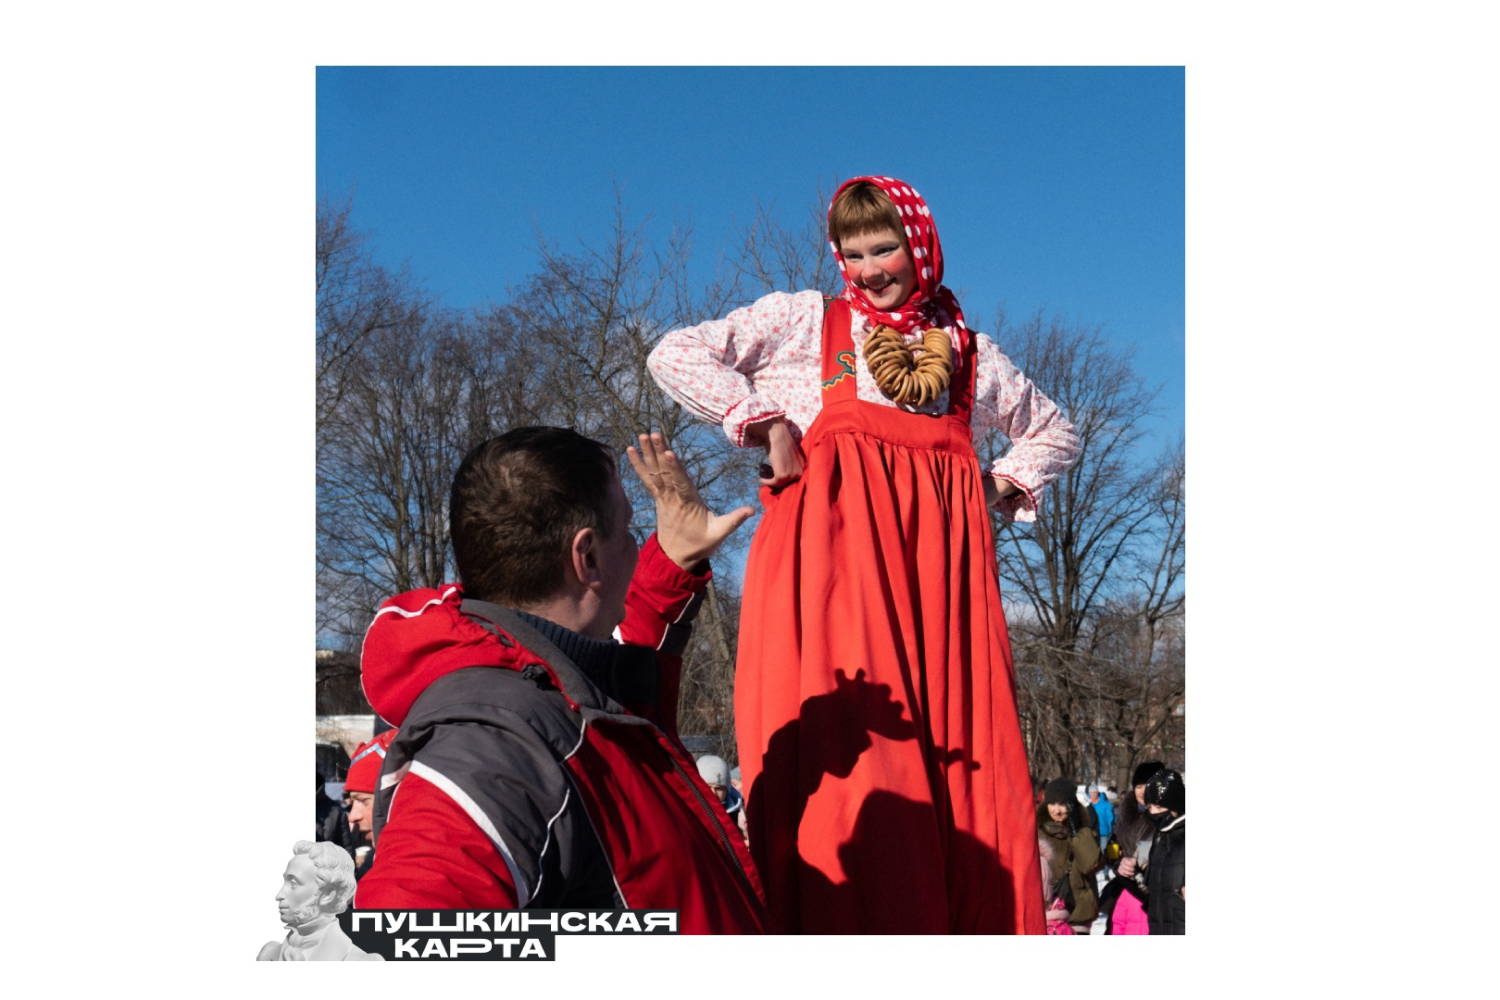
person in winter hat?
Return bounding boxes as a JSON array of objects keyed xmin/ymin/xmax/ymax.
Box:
[
  {"xmin": 1096, "ymin": 761, "xmax": 1163, "ymax": 934},
  {"xmin": 341, "ymin": 729, "xmax": 396, "ymax": 880},
  {"xmin": 1142, "ymin": 769, "xmax": 1185, "ymax": 934},
  {"xmin": 1036, "ymin": 777, "xmax": 1101, "ymax": 932},
  {"xmin": 696, "ymin": 754, "xmax": 745, "ymax": 832},
  {"xmin": 343, "ymin": 730, "xmax": 396, "ymax": 836},
  {"xmin": 1087, "ymin": 784, "xmax": 1113, "ymax": 849}
]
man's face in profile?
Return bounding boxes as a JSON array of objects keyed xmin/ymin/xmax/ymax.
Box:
[
  {"xmin": 348, "ymin": 791, "xmax": 375, "ymax": 835},
  {"xmin": 276, "ymin": 854, "xmax": 323, "ymax": 928}
]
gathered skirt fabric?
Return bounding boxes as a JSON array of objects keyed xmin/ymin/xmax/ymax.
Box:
[{"xmin": 735, "ymin": 396, "xmax": 1045, "ymax": 934}]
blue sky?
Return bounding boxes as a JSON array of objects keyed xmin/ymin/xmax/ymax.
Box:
[
  {"xmin": 249, "ymin": 1, "xmax": 1254, "ymax": 983},
  {"xmin": 317, "ymin": 66, "xmax": 1184, "ymax": 446}
]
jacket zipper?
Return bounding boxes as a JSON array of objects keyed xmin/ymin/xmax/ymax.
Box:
[{"xmin": 666, "ymin": 750, "xmax": 754, "ymax": 894}]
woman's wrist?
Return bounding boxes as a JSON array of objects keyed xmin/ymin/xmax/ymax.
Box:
[
  {"xmin": 743, "ymin": 416, "xmax": 784, "ymax": 447},
  {"xmin": 990, "ymin": 475, "xmax": 1020, "ymax": 500}
]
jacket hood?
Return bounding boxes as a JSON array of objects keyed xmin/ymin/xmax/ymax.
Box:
[{"xmin": 359, "ymin": 584, "xmax": 552, "ymax": 726}]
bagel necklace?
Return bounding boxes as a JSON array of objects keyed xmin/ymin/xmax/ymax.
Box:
[{"xmin": 863, "ymin": 324, "xmax": 953, "ymax": 408}]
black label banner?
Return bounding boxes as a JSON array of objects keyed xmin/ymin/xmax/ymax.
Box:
[{"xmin": 340, "ymin": 909, "xmax": 679, "ymax": 961}]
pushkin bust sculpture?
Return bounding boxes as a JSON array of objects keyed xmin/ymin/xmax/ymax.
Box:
[{"xmin": 257, "ymin": 840, "xmax": 382, "ymax": 961}]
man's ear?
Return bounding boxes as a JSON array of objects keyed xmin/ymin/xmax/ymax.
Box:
[{"xmin": 568, "ymin": 527, "xmax": 603, "ymax": 589}]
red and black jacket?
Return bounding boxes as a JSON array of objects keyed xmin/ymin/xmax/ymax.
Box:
[{"xmin": 354, "ymin": 536, "xmax": 766, "ymax": 933}]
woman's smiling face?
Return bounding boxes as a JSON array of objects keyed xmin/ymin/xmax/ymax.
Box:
[{"xmin": 839, "ymin": 228, "xmax": 917, "ymax": 312}]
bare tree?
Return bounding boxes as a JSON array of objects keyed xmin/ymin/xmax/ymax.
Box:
[
  {"xmin": 317, "ymin": 306, "xmax": 510, "ymax": 647},
  {"xmin": 316, "ymin": 195, "xmax": 425, "ymax": 432},
  {"xmin": 1069, "ymin": 442, "xmax": 1186, "ymax": 786},
  {"xmin": 980, "ymin": 309, "xmax": 1183, "ymax": 782},
  {"xmin": 316, "ymin": 649, "xmax": 374, "ymax": 715},
  {"xmin": 509, "ymin": 183, "xmax": 762, "ymax": 545},
  {"xmin": 315, "ymin": 198, "xmax": 570, "ymax": 648},
  {"xmin": 728, "ymin": 179, "xmax": 844, "ymax": 298}
]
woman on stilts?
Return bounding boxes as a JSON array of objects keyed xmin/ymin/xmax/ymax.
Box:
[{"xmin": 649, "ymin": 175, "xmax": 1080, "ymax": 933}]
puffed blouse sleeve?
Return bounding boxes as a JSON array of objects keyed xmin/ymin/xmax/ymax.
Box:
[
  {"xmin": 648, "ymin": 290, "xmax": 824, "ymax": 447},
  {"xmin": 970, "ymin": 332, "xmax": 1082, "ymax": 522}
]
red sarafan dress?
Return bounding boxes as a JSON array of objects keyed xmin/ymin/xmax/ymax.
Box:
[
  {"xmin": 735, "ymin": 297, "xmax": 1044, "ymax": 934},
  {"xmin": 647, "ymin": 175, "xmax": 1077, "ymax": 934}
]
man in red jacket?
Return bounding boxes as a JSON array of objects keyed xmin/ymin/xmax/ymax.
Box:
[{"xmin": 355, "ymin": 429, "xmax": 766, "ymax": 933}]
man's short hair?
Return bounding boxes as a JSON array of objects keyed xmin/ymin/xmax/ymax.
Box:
[
  {"xmin": 292, "ymin": 839, "xmax": 357, "ymax": 912},
  {"xmin": 450, "ymin": 426, "xmax": 619, "ymax": 606},
  {"xmin": 828, "ymin": 181, "xmax": 908, "ymax": 253}
]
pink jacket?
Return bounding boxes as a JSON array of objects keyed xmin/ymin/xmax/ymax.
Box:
[{"xmin": 1111, "ymin": 886, "xmax": 1151, "ymax": 935}]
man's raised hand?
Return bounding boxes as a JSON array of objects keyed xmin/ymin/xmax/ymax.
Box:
[{"xmin": 626, "ymin": 432, "xmax": 755, "ymax": 570}]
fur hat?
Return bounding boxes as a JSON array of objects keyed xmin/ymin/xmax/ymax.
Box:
[
  {"xmin": 1144, "ymin": 769, "xmax": 1185, "ymax": 814},
  {"xmin": 1132, "ymin": 761, "xmax": 1166, "ymax": 787},
  {"xmin": 1043, "ymin": 778, "xmax": 1077, "ymax": 806}
]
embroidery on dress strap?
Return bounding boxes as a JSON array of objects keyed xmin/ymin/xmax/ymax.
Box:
[{"xmin": 821, "ymin": 350, "xmax": 856, "ymax": 390}]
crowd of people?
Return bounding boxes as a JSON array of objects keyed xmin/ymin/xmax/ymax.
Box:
[
  {"xmin": 307, "ymin": 174, "xmax": 1183, "ymax": 936},
  {"xmin": 1034, "ymin": 765, "xmax": 1187, "ymax": 935}
]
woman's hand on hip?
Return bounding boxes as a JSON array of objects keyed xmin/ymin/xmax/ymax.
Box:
[{"xmin": 757, "ymin": 419, "xmax": 804, "ymax": 487}]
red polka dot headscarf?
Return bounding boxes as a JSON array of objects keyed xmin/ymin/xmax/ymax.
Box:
[{"xmin": 828, "ymin": 175, "xmax": 969, "ymax": 340}]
